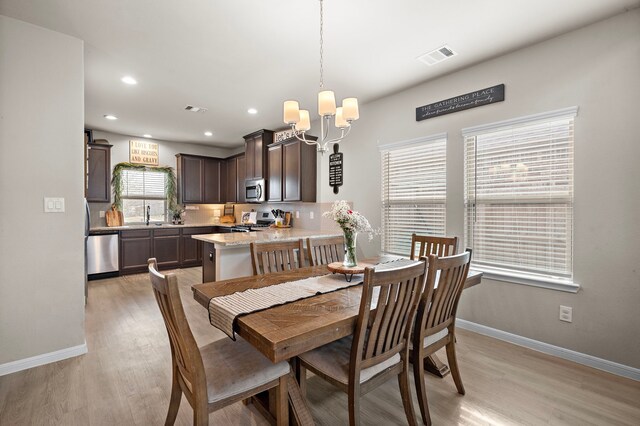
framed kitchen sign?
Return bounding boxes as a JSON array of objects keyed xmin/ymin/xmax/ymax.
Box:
[
  {"xmin": 416, "ymin": 84, "xmax": 505, "ymax": 121},
  {"xmin": 329, "ymin": 144, "xmax": 343, "ymax": 194},
  {"xmin": 129, "ymin": 140, "xmax": 159, "ymax": 166}
]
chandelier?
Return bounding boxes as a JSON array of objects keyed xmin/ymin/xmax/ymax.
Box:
[{"xmin": 282, "ymin": 0, "xmax": 359, "ymax": 154}]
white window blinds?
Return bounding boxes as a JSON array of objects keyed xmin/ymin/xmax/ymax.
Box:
[
  {"xmin": 121, "ymin": 169, "xmax": 166, "ymax": 199},
  {"xmin": 381, "ymin": 136, "xmax": 447, "ymax": 255},
  {"xmin": 464, "ymin": 108, "xmax": 576, "ymax": 280}
]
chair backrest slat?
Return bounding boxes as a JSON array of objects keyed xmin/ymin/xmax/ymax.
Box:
[
  {"xmin": 352, "ymin": 261, "xmax": 427, "ymax": 373},
  {"xmin": 410, "ymin": 234, "xmax": 458, "ymax": 260},
  {"xmin": 147, "ymin": 258, "xmax": 207, "ymax": 404},
  {"xmin": 306, "ymin": 236, "xmax": 345, "ymax": 266},
  {"xmin": 417, "ymin": 250, "xmax": 472, "ymax": 337},
  {"xmin": 250, "ymin": 240, "xmax": 305, "ymax": 275}
]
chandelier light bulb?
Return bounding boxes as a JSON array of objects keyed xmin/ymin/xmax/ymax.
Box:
[
  {"xmin": 342, "ymin": 98, "xmax": 360, "ymax": 121},
  {"xmin": 283, "ymin": 100, "xmax": 300, "ymax": 124},
  {"xmin": 335, "ymin": 107, "xmax": 349, "ymax": 129},
  {"xmin": 295, "ymin": 110, "xmax": 311, "ymax": 132},
  {"xmin": 318, "ymin": 90, "xmax": 337, "ymax": 116}
]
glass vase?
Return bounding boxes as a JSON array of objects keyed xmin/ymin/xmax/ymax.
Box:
[{"xmin": 342, "ymin": 229, "xmax": 358, "ymax": 267}]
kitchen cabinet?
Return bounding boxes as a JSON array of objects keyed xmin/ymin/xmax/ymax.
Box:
[
  {"xmin": 181, "ymin": 226, "xmax": 215, "ymax": 267},
  {"xmin": 153, "ymin": 228, "xmax": 181, "ymax": 269},
  {"xmin": 176, "ymin": 154, "xmax": 226, "ymax": 204},
  {"xmin": 119, "ymin": 229, "xmax": 152, "ymax": 274},
  {"xmin": 119, "ymin": 226, "xmax": 218, "ymax": 275},
  {"xmin": 86, "ymin": 143, "xmax": 112, "ymax": 203},
  {"xmin": 267, "ymin": 138, "xmax": 317, "ymax": 202},
  {"xmin": 223, "ymin": 154, "xmax": 246, "ymax": 203},
  {"xmin": 243, "ymin": 129, "xmax": 273, "ymax": 180}
]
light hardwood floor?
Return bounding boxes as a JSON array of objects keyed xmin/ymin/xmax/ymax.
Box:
[{"xmin": 0, "ymin": 267, "xmax": 638, "ymax": 425}]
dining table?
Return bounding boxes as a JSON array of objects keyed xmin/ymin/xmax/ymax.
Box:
[{"xmin": 192, "ymin": 256, "xmax": 482, "ymax": 425}]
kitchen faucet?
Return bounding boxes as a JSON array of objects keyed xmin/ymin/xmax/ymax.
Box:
[{"xmin": 146, "ymin": 205, "xmax": 150, "ymax": 226}]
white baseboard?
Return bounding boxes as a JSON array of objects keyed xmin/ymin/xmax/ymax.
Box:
[
  {"xmin": 0, "ymin": 342, "xmax": 88, "ymax": 377},
  {"xmin": 456, "ymin": 319, "xmax": 640, "ymax": 381}
]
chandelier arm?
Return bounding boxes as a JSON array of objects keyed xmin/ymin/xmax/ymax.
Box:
[{"xmin": 325, "ymin": 126, "xmax": 351, "ymax": 145}]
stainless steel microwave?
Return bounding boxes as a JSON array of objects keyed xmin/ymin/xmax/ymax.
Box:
[{"xmin": 245, "ymin": 178, "xmax": 266, "ymax": 203}]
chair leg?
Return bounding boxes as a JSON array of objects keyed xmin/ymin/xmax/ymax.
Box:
[
  {"xmin": 446, "ymin": 341, "xmax": 465, "ymax": 395},
  {"xmin": 193, "ymin": 405, "xmax": 208, "ymax": 426},
  {"xmin": 347, "ymin": 382, "xmax": 361, "ymax": 426},
  {"xmin": 296, "ymin": 362, "xmax": 307, "ymax": 397},
  {"xmin": 398, "ymin": 366, "xmax": 418, "ymax": 426},
  {"xmin": 275, "ymin": 376, "xmax": 289, "ymax": 426},
  {"xmin": 165, "ymin": 367, "xmax": 182, "ymax": 426},
  {"xmin": 412, "ymin": 349, "xmax": 432, "ymax": 425}
]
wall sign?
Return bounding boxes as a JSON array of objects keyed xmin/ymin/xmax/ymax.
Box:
[
  {"xmin": 416, "ymin": 84, "xmax": 505, "ymax": 121},
  {"xmin": 274, "ymin": 128, "xmax": 302, "ymax": 143},
  {"xmin": 329, "ymin": 144, "xmax": 343, "ymax": 194},
  {"xmin": 129, "ymin": 140, "xmax": 159, "ymax": 166}
]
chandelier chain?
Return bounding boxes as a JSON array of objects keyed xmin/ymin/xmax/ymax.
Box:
[{"xmin": 319, "ymin": 0, "xmax": 324, "ymax": 89}]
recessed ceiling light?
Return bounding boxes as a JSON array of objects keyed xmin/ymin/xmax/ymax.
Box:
[
  {"xmin": 143, "ymin": 134, "xmax": 152, "ymax": 138},
  {"xmin": 247, "ymin": 108, "xmax": 258, "ymax": 115},
  {"xmin": 104, "ymin": 114, "xmax": 118, "ymax": 120},
  {"xmin": 121, "ymin": 76, "xmax": 137, "ymax": 85},
  {"xmin": 204, "ymin": 131, "xmax": 213, "ymax": 136}
]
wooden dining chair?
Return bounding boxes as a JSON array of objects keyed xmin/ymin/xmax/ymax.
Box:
[
  {"xmin": 297, "ymin": 261, "xmax": 427, "ymax": 425},
  {"xmin": 250, "ymin": 240, "xmax": 305, "ymax": 275},
  {"xmin": 411, "ymin": 250, "xmax": 472, "ymax": 426},
  {"xmin": 306, "ymin": 235, "xmax": 345, "ymax": 266},
  {"xmin": 409, "ymin": 234, "xmax": 459, "ymax": 260},
  {"xmin": 147, "ymin": 258, "xmax": 290, "ymax": 426}
]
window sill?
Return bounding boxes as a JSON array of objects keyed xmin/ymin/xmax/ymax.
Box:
[{"xmin": 473, "ymin": 267, "xmax": 580, "ymax": 293}]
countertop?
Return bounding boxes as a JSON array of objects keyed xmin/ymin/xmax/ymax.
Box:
[
  {"xmin": 90, "ymin": 222, "xmax": 235, "ymax": 232},
  {"xmin": 192, "ymin": 228, "xmax": 342, "ymax": 247}
]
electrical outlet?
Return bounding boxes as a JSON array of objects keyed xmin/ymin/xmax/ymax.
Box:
[
  {"xmin": 309, "ymin": 211, "xmax": 314, "ymax": 219},
  {"xmin": 99, "ymin": 210, "xmax": 105, "ymax": 218},
  {"xmin": 296, "ymin": 211, "xmax": 300, "ymax": 219},
  {"xmin": 559, "ymin": 305, "xmax": 573, "ymax": 323}
]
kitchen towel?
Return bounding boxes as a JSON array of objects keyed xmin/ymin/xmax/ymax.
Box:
[{"xmin": 208, "ymin": 257, "xmax": 420, "ymax": 339}]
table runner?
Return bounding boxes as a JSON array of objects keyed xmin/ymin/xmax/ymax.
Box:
[{"xmin": 208, "ymin": 257, "xmax": 420, "ymax": 339}]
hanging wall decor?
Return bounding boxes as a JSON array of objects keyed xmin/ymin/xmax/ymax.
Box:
[
  {"xmin": 129, "ymin": 140, "xmax": 159, "ymax": 165},
  {"xmin": 416, "ymin": 84, "xmax": 505, "ymax": 121},
  {"xmin": 329, "ymin": 144, "xmax": 343, "ymax": 194}
]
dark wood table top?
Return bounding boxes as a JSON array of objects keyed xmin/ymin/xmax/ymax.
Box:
[{"xmin": 192, "ymin": 262, "xmax": 482, "ymax": 363}]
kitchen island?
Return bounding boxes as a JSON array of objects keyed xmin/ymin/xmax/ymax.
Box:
[{"xmin": 192, "ymin": 228, "xmax": 342, "ymax": 282}]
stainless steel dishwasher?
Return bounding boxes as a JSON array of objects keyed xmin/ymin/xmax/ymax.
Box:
[{"xmin": 87, "ymin": 232, "xmax": 119, "ymax": 278}]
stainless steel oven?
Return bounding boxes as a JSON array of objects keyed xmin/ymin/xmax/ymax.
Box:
[{"xmin": 245, "ymin": 178, "xmax": 266, "ymax": 203}]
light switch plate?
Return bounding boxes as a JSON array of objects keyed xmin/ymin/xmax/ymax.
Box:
[
  {"xmin": 99, "ymin": 210, "xmax": 105, "ymax": 218},
  {"xmin": 44, "ymin": 197, "xmax": 65, "ymax": 213}
]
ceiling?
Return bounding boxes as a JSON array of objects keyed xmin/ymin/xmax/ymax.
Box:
[{"xmin": 1, "ymin": 0, "xmax": 638, "ymax": 148}]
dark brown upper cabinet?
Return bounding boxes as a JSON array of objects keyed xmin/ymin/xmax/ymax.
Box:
[
  {"xmin": 176, "ymin": 154, "xmax": 226, "ymax": 204},
  {"xmin": 86, "ymin": 143, "xmax": 112, "ymax": 203},
  {"xmin": 224, "ymin": 154, "xmax": 245, "ymax": 203},
  {"xmin": 267, "ymin": 138, "xmax": 317, "ymax": 202},
  {"xmin": 243, "ymin": 129, "xmax": 273, "ymax": 180}
]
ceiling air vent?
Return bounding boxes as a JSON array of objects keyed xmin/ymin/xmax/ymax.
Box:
[
  {"xmin": 184, "ymin": 105, "xmax": 208, "ymax": 113},
  {"xmin": 417, "ymin": 45, "xmax": 458, "ymax": 66}
]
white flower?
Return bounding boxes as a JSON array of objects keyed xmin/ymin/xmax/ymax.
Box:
[{"xmin": 323, "ymin": 200, "xmax": 375, "ymax": 241}]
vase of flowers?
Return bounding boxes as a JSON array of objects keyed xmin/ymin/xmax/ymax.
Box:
[{"xmin": 323, "ymin": 200, "xmax": 374, "ymax": 267}]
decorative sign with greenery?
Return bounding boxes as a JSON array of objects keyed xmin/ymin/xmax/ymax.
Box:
[{"xmin": 111, "ymin": 162, "xmax": 177, "ymax": 213}]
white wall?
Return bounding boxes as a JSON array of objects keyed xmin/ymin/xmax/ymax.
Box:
[
  {"xmin": 0, "ymin": 16, "xmax": 85, "ymax": 365},
  {"xmin": 318, "ymin": 10, "xmax": 640, "ymax": 368}
]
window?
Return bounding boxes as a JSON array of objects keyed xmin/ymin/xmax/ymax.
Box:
[
  {"xmin": 381, "ymin": 134, "xmax": 447, "ymax": 255},
  {"xmin": 120, "ymin": 168, "xmax": 167, "ymax": 223},
  {"xmin": 463, "ymin": 107, "xmax": 577, "ymax": 288}
]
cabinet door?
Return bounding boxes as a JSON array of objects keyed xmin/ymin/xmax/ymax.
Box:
[
  {"xmin": 236, "ymin": 155, "xmax": 246, "ymax": 203},
  {"xmin": 180, "ymin": 156, "xmax": 204, "ymax": 203},
  {"xmin": 254, "ymin": 135, "xmax": 264, "ymax": 179},
  {"xmin": 181, "ymin": 234, "xmax": 201, "ymax": 267},
  {"xmin": 86, "ymin": 145, "xmax": 111, "ymax": 203},
  {"xmin": 268, "ymin": 144, "xmax": 283, "ymax": 202},
  {"xmin": 203, "ymin": 158, "xmax": 221, "ymax": 203},
  {"xmin": 153, "ymin": 231, "xmax": 181, "ymax": 270},
  {"xmin": 245, "ymin": 138, "xmax": 255, "ymax": 179},
  {"xmin": 283, "ymin": 141, "xmax": 301, "ymax": 201},
  {"xmin": 120, "ymin": 230, "xmax": 152, "ymax": 275},
  {"xmin": 226, "ymin": 157, "xmax": 237, "ymax": 203}
]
